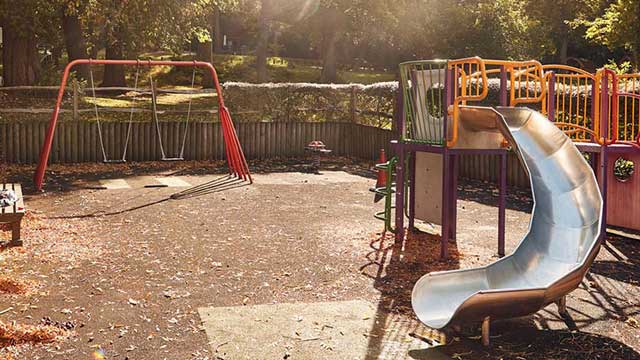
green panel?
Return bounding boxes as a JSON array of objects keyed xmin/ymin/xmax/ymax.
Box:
[{"xmin": 399, "ymin": 60, "xmax": 448, "ymax": 146}]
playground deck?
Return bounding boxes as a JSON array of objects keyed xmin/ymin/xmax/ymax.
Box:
[{"xmin": 0, "ymin": 162, "xmax": 637, "ymax": 359}]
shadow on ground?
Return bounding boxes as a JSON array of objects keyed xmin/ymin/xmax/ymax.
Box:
[
  {"xmin": 359, "ymin": 230, "xmax": 460, "ymax": 359},
  {"xmin": 592, "ymin": 234, "xmax": 640, "ymax": 286},
  {"xmin": 410, "ymin": 324, "xmax": 640, "ymax": 359},
  {"xmin": 360, "ymin": 228, "xmax": 640, "ymax": 359},
  {"xmin": 457, "ymin": 177, "xmax": 533, "ymax": 213},
  {"xmin": 2, "ymin": 156, "xmax": 376, "ymax": 194}
]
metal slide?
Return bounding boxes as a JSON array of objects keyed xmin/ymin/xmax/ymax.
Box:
[{"xmin": 412, "ymin": 106, "xmax": 603, "ymax": 334}]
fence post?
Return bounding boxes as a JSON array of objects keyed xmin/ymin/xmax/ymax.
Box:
[
  {"xmin": 72, "ymin": 79, "xmax": 79, "ymax": 120},
  {"xmin": 350, "ymin": 85, "xmax": 357, "ymax": 123}
]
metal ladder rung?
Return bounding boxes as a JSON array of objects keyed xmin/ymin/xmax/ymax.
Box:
[
  {"xmin": 374, "ymin": 206, "xmax": 395, "ymax": 222},
  {"xmin": 369, "ymin": 186, "xmax": 396, "ymax": 196},
  {"xmin": 375, "ymin": 163, "xmax": 393, "ymax": 170}
]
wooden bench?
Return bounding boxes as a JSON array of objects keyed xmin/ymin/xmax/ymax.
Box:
[{"xmin": 1, "ymin": 183, "xmax": 25, "ymax": 246}]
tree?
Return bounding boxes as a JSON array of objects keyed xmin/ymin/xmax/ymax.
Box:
[
  {"xmin": 59, "ymin": 1, "xmax": 90, "ymax": 79},
  {"xmin": 0, "ymin": 0, "xmax": 53, "ymax": 86},
  {"xmin": 192, "ymin": 0, "xmax": 237, "ymax": 86},
  {"xmin": 256, "ymin": 0, "xmax": 272, "ymax": 82},
  {"xmin": 580, "ymin": 0, "xmax": 640, "ymax": 68},
  {"xmin": 85, "ymin": 0, "xmax": 204, "ymax": 86}
]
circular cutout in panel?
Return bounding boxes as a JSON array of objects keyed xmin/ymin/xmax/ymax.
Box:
[{"xmin": 614, "ymin": 157, "xmax": 635, "ymax": 182}]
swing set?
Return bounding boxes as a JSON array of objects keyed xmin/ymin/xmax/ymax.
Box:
[{"xmin": 33, "ymin": 59, "xmax": 252, "ymax": 191}]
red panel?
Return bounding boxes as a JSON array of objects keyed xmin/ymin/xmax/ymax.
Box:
[{"xmin": 606, "ymin": 150, "xmax": 640, "ymax": 231}]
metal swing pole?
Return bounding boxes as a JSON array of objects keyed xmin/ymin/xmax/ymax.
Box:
[{"xmin": 34, "ymin": 59, "xmax": 252, "ymax": 191}]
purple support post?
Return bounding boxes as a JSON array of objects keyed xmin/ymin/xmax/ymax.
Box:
[
  {"xmin": 449, "ymin": 154, "xmax": 458, "ymax": 243},
  {"xmin": 498, "ymin": 152, "xmax": 507, "ymax": 257},
  {"xmin": 409, "ymin": 151, "xmax": 416, "ymax": 230},
  {"xmin": 499, "ymin": 66, "xmax": 508, "ymax": 106},
  {"xmin": 548, "ymin": 73, "xmax": 556, "ymax": 121},
  {"xmin": 393, "ymin": 78, "xmax": 406, "ymax": 242},
  {"xmin": 395, "ymin": 147, "xmax": 405, "ymax": 243},
  {"xmin": 598, "ymin": 75, "xmax": 609, "ymax": 241},
  {"xmin": 599, "ymin": 147, "xmax": 608, "ymax": 242},
  {"xmin": 439, "ymin": 67, "xmax": 454, "ymax": 259},
  {"xmin": 441, "ymin": 150, "xmax": 450, "ymax": 259},
  {"xmin": 394, "ymin": 78, "xmax": 406, "ymax": 142},
  {"xmin": 497, "ymin": 67, "xmax": 508, "ymax": 257}
]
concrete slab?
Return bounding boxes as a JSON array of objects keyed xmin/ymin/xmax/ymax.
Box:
[
  {"xmin": 198, "ymin": 300, "xmax": 443, "ymax": 359},
  {"xmin": 98, "ymin": 179, "xmax": 131, "ymax": 190},
  {"xmin": 155, "ymin": 177, "xmax": 191, "ymax": 187}
]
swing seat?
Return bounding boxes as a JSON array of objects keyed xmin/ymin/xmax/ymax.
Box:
[
  {"xmin": 103, "ymin": 159, "xmax": 127, "ymax": 164},
  {"xmin": 161, "ymin": 157, "xmax": 185, "ymax": 161}
]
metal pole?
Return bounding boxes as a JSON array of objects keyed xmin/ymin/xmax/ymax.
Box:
[
  {"xmin": 395, "ymin": 146, "xmax": 405, "ymax": 242},
  {"xmin": 409, "ymin": 150, "xmax": 416, "ymax": 231},
  {"xmin": 450, "ymin": 154, "xmax": 458, "ymax": 243},
  {"xmin": 598, "ymin": 74, "xmax": 609, "ymax": 241},
  {"xmin": 439, "ymin": 66, "xmax": 454, "ymax": 259},
  {"xmin": 498, "ymin": 152, "xmax": 507, "ymax": 257},
  {"xmin": 441, "ymin": 149, "xmax": 450, "ymax": 259},
  {"xmin": 33, "ymin": 59, "xmax": 251, "ymax": 190}
]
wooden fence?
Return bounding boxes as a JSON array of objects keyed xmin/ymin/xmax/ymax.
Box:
[
  {"xmin": 0, "ymin": 118, "xmax": 530, "ymax": 187},
  {"xmin": 0, "ymin": 120, "xmax": 393, "ymax": 164}
]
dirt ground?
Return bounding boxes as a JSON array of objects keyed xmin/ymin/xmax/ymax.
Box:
[{"xmin": 0, "ymin": 158, "xmax": 638, "ymax": 359}]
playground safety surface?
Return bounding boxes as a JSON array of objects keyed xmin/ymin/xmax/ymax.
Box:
[{"xmin": 0, "ymin": 159, "xmax": 638, "ymax": 359}]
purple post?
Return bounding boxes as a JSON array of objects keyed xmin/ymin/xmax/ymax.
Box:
[
  {"xmin": 445, "ymin": 68, "xmax": 453, "ymax": 139},
  {"xmin": 438, "ymin": 67, "xmax": 455, "ymax": 259},
  {"xmin": 395, "ymin": 147, "xmax": 405, "ymax": 242},
  {"xmin": 500, "ymin": 66, "xmax": 508, "ymax": 106},
  {"xmin": 395, "ymin": 80, "xmax": 406, "ymax": 142},
  {"xmin": 548, "ymin": 73, "xmax": 556, "ymax": 121},
  {"xmin": 449, "ymin": 154, "xmax": 458, "ymax": 243},
  {"xmin": 598, "ymin": 74, "xmax": 609, "ymax": 241},
  {"xmin": 409, "ymin": 151, "xmax": 416, "ymax": 230},
  {"xmin": 441, "ymin": 150, "xmax": 450, "ymax": 259},
  {"xmin": 599, "ymin": 147, "xmax": 608, "ymax": 242},
  {"xmin": 498, "ymin": 152, "xmax": 507, "ymax": 257}
]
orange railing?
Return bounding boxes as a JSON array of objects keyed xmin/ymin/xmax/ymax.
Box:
[
  {"xmin": 617, "ymin": 74, "xmax": 640, "ymax": 146},
  {"xmin": 447, "ymin": 57, "xmax": 640, "ymax": 148},
  {"xmin": 448, "ymin": 57, "xmax": 488, "ymax": 147},
  {"xmin": 542, "ymin": 65, "xmax": 599, "ymax": 143},
  {"xmin": 447, "ymin": 58, "xmax": 544, "ymax": 147}
]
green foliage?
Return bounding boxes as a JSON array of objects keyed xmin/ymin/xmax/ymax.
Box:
[
  {"xmin": 3, "ymin": 0, "xmax": 640, "ymax": 86},
  {"xmin": 578, "ymin": 0, "xmax": 640, "ymax": 65},
  {"xmin": 604, "ymin": 59, "xmax": 633, "ymax": 74},
  {"xmin": 614, "ymin": 157, "xmax": 635, "ymax": 181}
]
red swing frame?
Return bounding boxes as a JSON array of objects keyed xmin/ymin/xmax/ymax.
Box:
[{"xmin": 33, "ymin": 59, "xmax": 252, "ymax": 191}]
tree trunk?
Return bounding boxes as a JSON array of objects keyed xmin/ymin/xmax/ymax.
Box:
[
  {"xmin": 60, "ymin": 9, "xmax": 89, "ymax": 79},
  {"xmin": 102, "ymin": 35, "xmax": 126, "ymax": 87},
  {"xmin": 559, "ymin": 37, "xmax": 568, "ymax": 65},
  {"xmin": 256, "ymin": 0, "xmax": 271, "ymax": 83},
  {"xmin": 320, "ymin": 30, "xmax": 339, "ymax": 83},
  {"xmin": 320, "ymin": 7, "xmax": 341, "ymax": 83},
  {"xmin": 196, "ymin": 37, "xmax": 214, "ymax": 87},
  {"xmin": 213, "ymin": 5, "xmax": 223, "ymax": 53},
  {"xmin": 1, "ymin": 23, "xmax": 40, "ymax": 86}
]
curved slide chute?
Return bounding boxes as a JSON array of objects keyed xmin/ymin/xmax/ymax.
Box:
[{"xmin": 412, "ymin": 106, "xmax": 603, "ymax": 336}]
